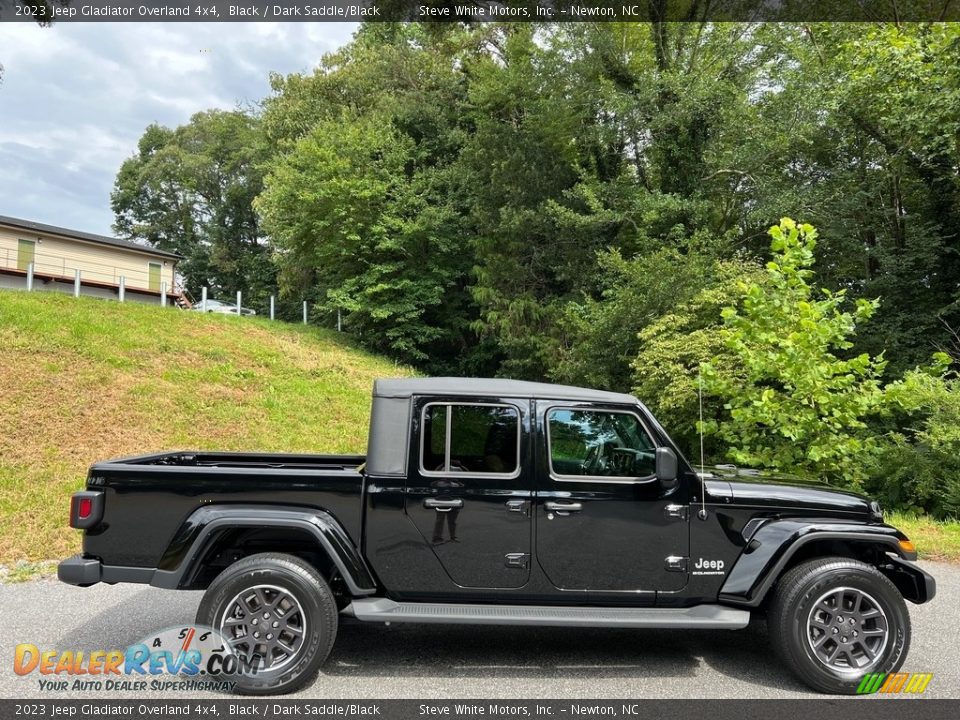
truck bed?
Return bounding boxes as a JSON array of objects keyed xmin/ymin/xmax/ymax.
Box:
[
  {"xmin": 110, "ymin": 450, "xmax": 366, "ymax": 471},
  {"xmin": 81, "ymin": 451, "xmax": 368, "ymax": 569}
]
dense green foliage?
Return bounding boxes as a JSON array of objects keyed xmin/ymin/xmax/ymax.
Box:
[
  {"xmin": 630, "ymin": 256, "xmax": 760, "ymax": 458},
  {"xmin": 703, "ymin": 219, "xmax": 888, "ymax": 488},
  {"xmin": 868, "ymin": 368, "xmax": 960, "ymax": 518},
  {"xmin": 111, "ymin": 111, "xmax": 278, "ymax": 313},
  {"xmin": 256, "ymin": 31, "xmax": 473, "ymax": 364},
  {"xmin": 110, "ymin": 22, "xmax": 960, "ymax": 515}
]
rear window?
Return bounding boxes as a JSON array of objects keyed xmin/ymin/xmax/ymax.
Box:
[{"xmin": 421, "ymin": 403, "xmax": 519, "ymax": 476}]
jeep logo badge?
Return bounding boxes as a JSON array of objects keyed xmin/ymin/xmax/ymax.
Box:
[{"xmin": 692, "ymin": 558, "xmax": 726, "ymax": 575}]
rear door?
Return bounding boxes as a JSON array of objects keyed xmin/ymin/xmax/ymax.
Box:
[
  {"xmin": 535, "ymin": 403, "xmax": 689, "ymax": 594},
  {"xmin": 405, "ymin": 398, "xmax": 532, "ymax": 589}
]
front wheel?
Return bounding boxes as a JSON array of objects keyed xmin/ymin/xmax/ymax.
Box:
[
  {"xmin": 768, "ymin": 556, "xmax": 910, "ymax": 694},
  {"xmin": 196, "ymin": 553, "xmax": 338, "ymax": 695}
]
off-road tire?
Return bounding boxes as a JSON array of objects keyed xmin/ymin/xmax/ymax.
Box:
[
  {"xmin": 197, "ymin": 552, "xmax": 338, "ymax": 695},
  {"xmin": 768, "ymin": 556, "xmax": 910, "ymax": 694}
]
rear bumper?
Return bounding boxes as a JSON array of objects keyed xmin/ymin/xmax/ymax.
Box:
[
  {"xmin": 58, "ymin": 555, "xmax": 101, "ymax": 586},
  {"xmin": 58, "ymin": 555, "xmax": 155, "ymax": 587}
]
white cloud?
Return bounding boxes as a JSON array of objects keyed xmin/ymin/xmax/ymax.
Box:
[{"xmin": 0, "ymin": 21, "xmax": 358, "ymax": 235}]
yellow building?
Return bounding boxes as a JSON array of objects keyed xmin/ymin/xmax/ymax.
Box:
[{"xmin": 0, "ymin": 215, "xmax": 182, "ymax": 305}]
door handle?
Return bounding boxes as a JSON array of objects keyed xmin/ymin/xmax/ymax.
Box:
[
  {"xmin": 424, "ymin": 498, "xmax": 463, "ymax": 512},
  {"xmin": 505, "ymin": 499, "xmax": 529, "ymax": 515},
  {"xmin": 545, "ymin": 501, "xmax": 583, "ymax": 515},
  {"xmin": 664, "ymin": 504, "xmax": 688, "ymax": 520}
]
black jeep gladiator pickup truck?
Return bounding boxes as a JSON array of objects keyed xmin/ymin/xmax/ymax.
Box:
[{"xmin": 59, "ymin": 378, "xmax": 935, "ymax": 695}]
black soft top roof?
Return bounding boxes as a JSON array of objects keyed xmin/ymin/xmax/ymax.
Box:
[{"xmin": 373, "ymin": 377, "xmax": 638, "ymax": 404}]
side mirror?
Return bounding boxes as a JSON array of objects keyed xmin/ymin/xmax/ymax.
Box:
[{"xmin": 656, "ymin": 447, "xmax": 679, "ymax": 489}]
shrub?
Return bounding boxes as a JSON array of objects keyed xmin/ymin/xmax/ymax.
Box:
[
  {"xmin": 552, "ymin": 247, "xmax": 721, "ymax": 393},
  {"xmin": 866, "ymin": 363, "xmax": 960, "ymax": 518},
  {"xmin": 631, "ymin": 258, "xmax": 761, "ymax": 460},
  {"xmin": 703, "ymin": 219, "xmax": 887, "ymax": 488}
]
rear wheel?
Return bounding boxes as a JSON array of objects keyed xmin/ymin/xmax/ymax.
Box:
[
  {"xmin": 196, "ymin": 553, "xmax": 338, "ymax": 695},
  {"xmin": 768, "ymin": 556, "xmax": 910, "ymax": 694}
]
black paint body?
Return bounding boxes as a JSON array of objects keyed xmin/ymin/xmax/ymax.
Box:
[{"xmin": 64, "ymin": 390, "xmax": 934, "ymax": 609}]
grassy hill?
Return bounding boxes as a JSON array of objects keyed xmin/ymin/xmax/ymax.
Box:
[{"xmin": 0, "ymin": 290, "xmax": 413, "ymax": 566}]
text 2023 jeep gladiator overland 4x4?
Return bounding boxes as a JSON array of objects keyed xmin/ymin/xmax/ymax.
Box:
[{"xmin": 59, "ymin": 378, "xmax": 935, "ymax": 695}]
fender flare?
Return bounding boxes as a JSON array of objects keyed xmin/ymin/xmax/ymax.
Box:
[
  {"xmin": 150, "ymin": 504, "xmax": 377, "ymax": 595},
  {"xmin": 718, "ymin": 519, "xmax": 916, "ymax": 607}
]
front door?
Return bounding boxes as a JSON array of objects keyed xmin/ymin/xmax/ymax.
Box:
[
  {"xmin": 406, "ymin": 399, "xmax": 532, "ymax": 589},
  {"xmin": 535, "ymin": 403, "xmax": 689, "ymax": 593},
  {"xmin": 17, "ymin": 239, "xmax": 35, "ymax": 272},
  {"xmin": 148, "ymin": 263, "xmax": 162, "ymax": 292}
]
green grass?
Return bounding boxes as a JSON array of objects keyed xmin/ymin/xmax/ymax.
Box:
[
  {"xmin": 0, "ymin": 290, "xmax": 414, "ymax": 565},
  {"xmin": 887, "ymin": 512, "xmax": 960, "ymax": 563},
  {"xmin": 0, "ymin": 561, "xmax": 57, "ymax": 583}
]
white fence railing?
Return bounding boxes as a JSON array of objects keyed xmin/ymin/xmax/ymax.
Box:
[
  {"xmin": 0, "ymin": 246, "xmax": 176, "ymax": 294},
  {"xmin": 4, "ymin": 248, "xmax": 341, "ymax": 327}
]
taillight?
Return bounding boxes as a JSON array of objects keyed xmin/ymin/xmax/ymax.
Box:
[{"xmin": 70, "ymin": 491, "xmax": 103, "ymax": 530}]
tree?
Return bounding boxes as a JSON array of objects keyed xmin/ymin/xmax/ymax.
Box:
[
  {"xmin": 703, "ymin": 219, "xmax": 888, "ymax": 487},
  {"xmin": 105, "ymin": 20, "xmax": 960, "ymax": 397},
  {"xmin": 553, "ymin": 244, "xmax": 731, "ymax": 391},
  {"xmin": 630, "ymin": 256, "xmax": 762, "ymax": 458},
  {"xmin": 867, "ymin": 362, "xmax": 958, "ymax": 518},
  {"xmin": 459, "ymin": 22, "xmax": 765, "ymax": 378},
  {"xmin": 456, "ymin": 25, "xmax": 592, "ymax": 378},
  {"xmin": 730, "ymin": 24, "xmax": 960, "ymax": 374},
  {"xmin": 111, "ymin": 110, "xmax": 274, "ymax": 308},
  {"xmin": 111, "ymin": 124, "xmax": 203, "ymax": 282},
  {"xmin": 257, "ymin": 26, "xmax": 475, "ymax": 367}
]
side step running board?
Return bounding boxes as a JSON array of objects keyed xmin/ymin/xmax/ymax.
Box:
[{"xmin": 346, "ymin": 599, "xmax": 750, "ymax": 629}]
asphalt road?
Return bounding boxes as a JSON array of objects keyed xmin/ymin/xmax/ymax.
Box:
[{"xmin": 2, "ymin": 561, "xmax": 958, "ymax": 700}]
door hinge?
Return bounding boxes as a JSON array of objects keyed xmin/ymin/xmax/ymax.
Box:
[
  {"xmin": 664, "ymin": 504, "xmax": 688, "ymax": 520},
  {"xmin": 664, "ymin": 555, "xmax": 688, "ymax": 573},
  {"xmin": 505, "ymin": 553, "xmax": 529, "ymax": 569}
]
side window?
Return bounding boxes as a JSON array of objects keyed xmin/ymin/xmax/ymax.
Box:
[
  {"xmin": 422, "ymin": 404, "xmax": 448, "ymax": 471},
  {"xmin": 421, "ymin": 404, "xmax": 519, "ymax": 475},
  {"xmin": 548, "ymin": 409, "xmax": 656, "ymax": 479}
]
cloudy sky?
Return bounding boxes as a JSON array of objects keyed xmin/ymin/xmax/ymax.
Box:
[{"xmin": 0, "ymin": 22, "xmax": 358, "ymax": 236}]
